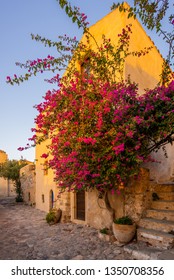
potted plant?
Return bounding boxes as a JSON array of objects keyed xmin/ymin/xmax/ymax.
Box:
[
  {"xmin": 46, "ymin": 208, "xmax": 62, "ymax": 225},
  {"xmin": 98, "ymin": 227, "xmax": 115, "ymax": 242},
  {"xmin": 112, "ymin": 216, "xmax": 136, "ymax": 244}
]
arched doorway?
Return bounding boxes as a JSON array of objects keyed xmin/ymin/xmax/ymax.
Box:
[{"xmin": 49, "ymin": 189, "xmax": 54, "ymax": 210}]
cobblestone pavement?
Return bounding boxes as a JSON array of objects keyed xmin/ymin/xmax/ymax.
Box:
[
  {"xmin": 0, "ymin": 197, "xmax": 133, "ymax": 260},
  {"xmin": 0, "ymin": 197, "xmax": 174, "ymax": 260}
]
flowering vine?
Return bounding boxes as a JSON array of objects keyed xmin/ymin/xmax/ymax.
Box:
[
  {"xmin": 28, "ymin": 72, "xmax": 174, "ymax": 193},
  {"xmin": 7, "ymin": 1, "xmax": 174, "ymax": 194}
]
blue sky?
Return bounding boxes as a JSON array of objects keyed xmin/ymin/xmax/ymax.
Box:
[{"xmin": 0, "ymin": 0, "xmax": 170, "ymax": 162}]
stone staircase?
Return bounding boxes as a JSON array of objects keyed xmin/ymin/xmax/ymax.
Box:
[{"xmin": 137, "ymin": 183, "xmax": 174, "ymax": 249}]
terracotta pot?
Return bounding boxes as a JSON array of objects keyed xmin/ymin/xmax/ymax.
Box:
[{"xmin": 112, "ymin": 222, "xmax": 136, "ymax": 244}]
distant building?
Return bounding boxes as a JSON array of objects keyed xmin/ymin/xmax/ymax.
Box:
[
  {"xmin": 0, "ymin": 150, "xmax": 15, "ymax": 197},
  {"xmin": 0, "ymin": 149, "xmax": 8, "ymax": 163},
  {"xmin": 20, "ymin": 164, "xmax": 36, "ymax": 205}
]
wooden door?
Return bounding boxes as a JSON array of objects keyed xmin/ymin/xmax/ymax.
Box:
[{"xmin": 76, "ymin": 190, "xmax": 85, "ymax": 221}]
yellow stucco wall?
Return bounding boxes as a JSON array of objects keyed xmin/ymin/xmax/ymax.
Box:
[
  {"xmin": 35, "ymin": 139, "xmax": 57, "ymax": 212},
  {"xmin": 0, "ymin": 150, "xmax": 8, "ymax": 196},
  {"xmin": 35, "ymin": 140, "xmax": 71, "ymax": 219},
  {"xmin": 81, "ymin": 3, "xmax": 163, "ymax": 93}
]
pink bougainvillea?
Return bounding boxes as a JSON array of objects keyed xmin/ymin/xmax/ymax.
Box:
[{"xmin": 26, "ymin": 71, "xmax": 174, "ymax": 193}]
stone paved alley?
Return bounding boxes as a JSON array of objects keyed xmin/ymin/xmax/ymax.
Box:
[{"xmin": 0, "ymin": 197, "xmax": 174, "ymax": 260}]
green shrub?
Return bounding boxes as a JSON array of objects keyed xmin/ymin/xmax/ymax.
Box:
[
  {"xmin": 46, "ymin": 210, "xmax": 56, "ymax": 224},
  {"xmin": 113, "ymin": 216, "xmax": 133, "ymax": 225},
  {"xmin": 100, "ymin": 227, "xmax": 109, "ymax": 234},
  {"xmin": 15, "ymin": 195, "xmax": 23, "ymax": 202}
]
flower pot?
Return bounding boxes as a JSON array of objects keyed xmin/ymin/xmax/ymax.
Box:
[{"xmin": 112, "ymin": 222, "xmax": 136, "ymax": 244}]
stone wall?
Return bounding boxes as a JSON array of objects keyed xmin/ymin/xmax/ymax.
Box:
[
  {"xmin": 124, "ymin": 168, "xmax": 152, "ymax": 223},
  {"xmin": 0, "ymin": 179, "xmax": 15, "ymax": 197},
  {"xmin": 85, "ymin": 168, "xmax": 152, "ymax": 229},
  {"xmin": 56, "ymin": 191, "xmax": 71, "ymax": 223},
  {"xmin": 0, "ymin": 177, "xmax": 8, "ymax": 197},
  {"xmin": 86, "ymin": 189, "xmax": 113, "ymax": 229},
  {"xmin": 20, "ymin": 164, "xmax": 36, "ymax": 205},
  {"xmin": 85, "ymin": 189, "xmax": 125, "ymax": 229},
  {"xmin": 143, "ymin": 144, "xmax": 174, "ymax": 182}
]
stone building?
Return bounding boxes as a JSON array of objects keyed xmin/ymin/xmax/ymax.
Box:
[
  {"xmin": 34, "ymin": 2, "xmax": 174, "ymax": 242},
  {"xmin": 20, "ymin": 164, "xmax": 36, "ymax": 205},
  {"xmin": 0, "ymin": 149, "xmax": 8, "ymax": 163},
  {"xmin": 0, "ymin": 149, "xmax": 15, "ymax": 197}
]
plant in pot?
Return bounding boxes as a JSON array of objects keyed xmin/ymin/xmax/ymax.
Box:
[
  {"xmin": 112, "ymin": 216, "xmax": 136, "ymax": 244},
  {"xmin": 46, "ymin": 208, "xmax": 62, "ymax": 225},
  {"xmin": 98, "ymin": 227, "xmax": 114, "ymax": 242}
]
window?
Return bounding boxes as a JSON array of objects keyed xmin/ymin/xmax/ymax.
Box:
[
  {"xmin": 43, "ymin": 160, "xmax": 48, "ymax": 175},
  {"xmin": 81, "ymin": 57, "xmax": 90, "ymax": 76}
]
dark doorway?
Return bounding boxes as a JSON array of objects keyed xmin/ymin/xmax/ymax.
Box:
[{"xmin": 76, "ymin": 190, "xmax": 85, "ymax": 221}]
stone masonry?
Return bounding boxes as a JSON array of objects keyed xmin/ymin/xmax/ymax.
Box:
[{"xmin": 20, "ymin": 164, "xmax": 36, "ymax": 206}]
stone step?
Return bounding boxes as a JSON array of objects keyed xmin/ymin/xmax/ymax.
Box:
[
  {"xmin": 157, "ymin": 192, "xmax": 174, "ymax": 201},
  {"xmin": 146, "ymin": 209, "xmax": 174, "ymax": 221},
  {"xmin": 153, "ymin": 183, "xmax": 174, "ymax": 193},
  {"xmin": 151, "ymin": 200, "xmax": 174, "ymax": 211},
  {"xmin": 137, "ymin": 228, "xmax": 174, "ymax": 249},
  {"xmin": 139, "ymin": 218, "xmax": 174, "ymax": 233},
  {"xmin": 124, "ymin": 242, "xmax": 174, "ymax": 260}
]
